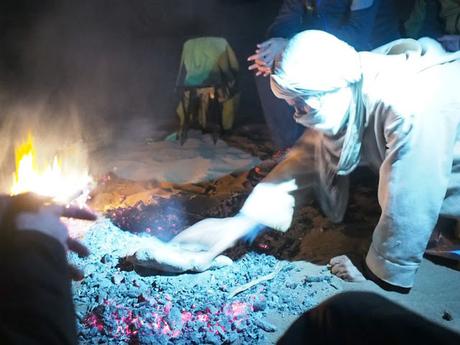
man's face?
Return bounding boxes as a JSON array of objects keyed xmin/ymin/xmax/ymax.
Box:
[{"xmin": 283, "ymin": 86, "xmax": 352, "ymax": 136}]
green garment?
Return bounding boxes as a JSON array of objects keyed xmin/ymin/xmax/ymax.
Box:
[
  {"xmin": 440, "ymin": 0, "xmax": 460, "ymax": 33},
  {"xmin": 405, "ymin": 0, "xmax": 460, "ymax": 37},
  {"xmin": 404, "ymin": 0, "xmax": 428, "ymax": 38},
  {"xmin": 176, "ymin": 37, "xmax": 239, "ymax": 131}
]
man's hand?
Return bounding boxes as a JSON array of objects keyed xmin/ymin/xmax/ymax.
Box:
[
  {"xmin": 129, "ymin": 215, "xmax": 260, "ymax": 273},
  {"xmin": 171, "ymin": 215, "xmax": 258, "ymax": 256},
  {"xmin": 240, "ymin": 179, "xmax": 297, "ymax": 232},
  {"xmin": 248, "ymin": 37, "xmax": 288, "ymax": 77},
  {"xmin": 438, "ymin": 35, "xmax": 460, "ymax": 52},
  {"xmin": 5, "ymin": 193, "xmax": 97, "ymax": 280}
]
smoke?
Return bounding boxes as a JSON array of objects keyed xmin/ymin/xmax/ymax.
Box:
[
  {"xmin": 0, "ymin": 0, "xmax": 182, "ymax": 190},
  {"xmin": 0, "ymin": 0, "xmax": 274, "ymax": 192}
]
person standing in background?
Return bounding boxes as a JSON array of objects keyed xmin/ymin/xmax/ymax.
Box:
[
  {"xmin": 405, "ymin": 0, "xmax": 460, "ymax": 51},
  {"xmin": 248, "ymin": 0, "xmax": 414, "ymax": 150}
]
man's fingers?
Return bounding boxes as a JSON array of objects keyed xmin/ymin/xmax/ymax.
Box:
[
  {"xmin": 258, "ymin": 66, "xmax": 271, "ymax": 76},
  {"xmin": 247, "ymin": 52, "xmax": 261, "ymax": 61},
  {"xmin": 330, "ymin": 263, "xmax": 344, "ymax": 275},
  {"xmin": 67, "ymin": 237, "xmax": 90, "ymax": 257},
  {"xmin": 249, "ymin": 65, "xmax": 270, "ymax": 76},
  {"xmin": 329, "ymin": 255, "xmax": 348, "ymax": 265},
  {"xmin": 255, "ymin": 58, "xmax": 268, "ymax": 66},
  {"xmin": 257, "ymin": 68, "xmax": 271, "ymax": 77},
  {"xmin": 257, "ymin": 40, "xmax": 272, "ymax": 49},
  {"xmin": 248, "ymin": 51, "xmax": 271, "ymax": 63},
  {"xmin": 68, "ymin": 264, "xmax": 85, "ymax": 281},
  {"xmin": 248, "ymin": 58, "xmax": 269, "ymax": 70}
]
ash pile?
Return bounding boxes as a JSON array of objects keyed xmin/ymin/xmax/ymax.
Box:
[
  {"xmin": 69, "ymin": 166, "xmax": 344, "ymax": 344},
  {"xmin": 70, "ymin": 219, "xmax": 340, "ymax": 344}
]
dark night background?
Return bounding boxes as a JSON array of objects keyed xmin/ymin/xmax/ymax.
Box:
[{"xmin": 0, "ymin": 0, "xmax": 282, "ymax": 130}]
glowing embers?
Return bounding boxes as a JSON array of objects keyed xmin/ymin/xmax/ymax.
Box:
[
  {"xmin": 108, "ymin": 197, "xmax": 198, "ymax": 241},
  {"xmin": 11, "ymin": 133, "xmax": 93, "ymax": 205},
  {"xmin": 82, "ymin": 295, "xmax": 253, "ymax": 343},
  {"xmin": 107, "ymin": 192, "xmax": 248, "ymax": 241}
]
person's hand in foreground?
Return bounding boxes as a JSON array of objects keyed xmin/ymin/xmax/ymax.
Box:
[
  {"xmin": 248, "ymin": 37, "xmax": 288, "ymax": 76},
  {"xmin": 0, "ymin": 193, "xmax": 97, "ymax": 344},
  {"xmin": 128, "ymin": 215, "xmax": 260, "ymax": 273},
  {"xmin": 438, "ymin": 35, "xmax": 460, "ymax": 52},
  {"xmin": 1, "ymin": 193, "xmax": 97, "ymax": 280}
]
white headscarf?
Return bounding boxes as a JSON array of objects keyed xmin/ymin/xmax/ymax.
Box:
[{"xmin": 271, "ymin": 30, "xmax": 365, "ymax": 176}]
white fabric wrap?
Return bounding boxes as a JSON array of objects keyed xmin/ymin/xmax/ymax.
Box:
[
  {"xmin": 362, "ymin": 37, "xmax": 460, "ymax": 288},
  {"xmin": 239, "ymin": 180, "xmax": 297, "ymax": 232},
  {"xmin": 271, "ymin": 30, "xmax": 366, "ymax": 176},
  {"xmin": 271, "ymin": 30, "xmax": 361, "ymax": 94}
]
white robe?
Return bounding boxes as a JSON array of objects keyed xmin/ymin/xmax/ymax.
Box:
[{"xmin": 242, "ymin": 38, "xmax": 460, "ymax": 288}]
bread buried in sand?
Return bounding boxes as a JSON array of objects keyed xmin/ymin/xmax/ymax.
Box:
[{"xmin": 127, "ymin": 236, "xmax": 233, "ymax": 273}]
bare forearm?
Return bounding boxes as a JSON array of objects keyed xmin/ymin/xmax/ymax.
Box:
[{"xmin": 263, "ymin": 129, "xmax": 318, "ymax": 191}]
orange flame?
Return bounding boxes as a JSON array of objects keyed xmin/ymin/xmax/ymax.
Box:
[{"xmin": 11, "ymin": 133, "xmax": 93, "ymax": 205}]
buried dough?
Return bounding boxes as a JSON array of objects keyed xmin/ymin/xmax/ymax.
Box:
[{"xmin": 127, "ymin": 236, "xmax": 233, "ymax": 273}]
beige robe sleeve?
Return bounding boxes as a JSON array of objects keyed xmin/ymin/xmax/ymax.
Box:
[{"xmin": 240, "ymin": 128, "xmax": 349, "ymax": 231}]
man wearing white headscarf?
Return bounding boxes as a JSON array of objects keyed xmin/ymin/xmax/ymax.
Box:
[
  {"xmin": 131, "ymin": 30, "xmax": 459, "ymax": 292},
  {"xmin": 251, "ymin": 30, "xmax": 460, "ymax": 290}
]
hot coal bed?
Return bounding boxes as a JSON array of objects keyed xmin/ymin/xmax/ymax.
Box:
[{"xmin": 69, "ymin": 170, "xmax": 346, "ymax": 345}]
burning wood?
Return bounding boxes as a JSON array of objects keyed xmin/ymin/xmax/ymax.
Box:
[{"xmin": 10, "ymin": 133, "xmax": 93, "ymax": 206}]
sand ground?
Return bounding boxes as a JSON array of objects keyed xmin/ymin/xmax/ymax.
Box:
[{"xmin": 87, "ymin": 117, "xmax": 460, "ymax": 340}]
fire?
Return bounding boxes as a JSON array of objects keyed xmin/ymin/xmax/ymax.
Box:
[{"xmin": 10, "ymin": 133, "xmax": 93, "ymax": 205}]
